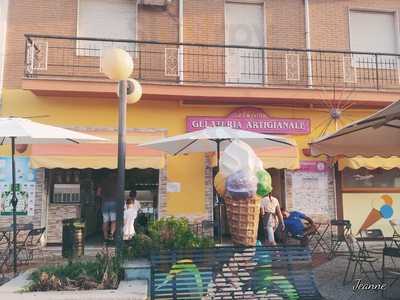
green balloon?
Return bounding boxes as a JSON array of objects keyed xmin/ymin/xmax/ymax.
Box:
[{"xmin": 256, "ymin": 170, "xmax": 272, "ymax": 197}]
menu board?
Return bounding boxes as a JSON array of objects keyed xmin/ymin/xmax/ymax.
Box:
[
  {"xmin": 0, "ymin": 157, "xmax": 36, "ymax": 216},
  {"xmin": 292, "ymin": 161, "xmax": 329, "ymax": 215}
]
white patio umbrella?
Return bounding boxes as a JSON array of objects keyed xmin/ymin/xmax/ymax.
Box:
[
  {"xmin": 139, "ymin": 127, "xmax": 296, "ymax": 243},
  {"xmin": 310, "ymin": 100, "xmax": 400, "ymax": 157},
  {"xmin": 0, "ymin": 117, "xmax": 106, "ymax": 274},
  {"xmin": 139, "ymin": 126, "xmax": 296, "ymax": 167}
]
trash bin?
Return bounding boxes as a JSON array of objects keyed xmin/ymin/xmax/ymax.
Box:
[{"xmin": 62, "ymin": 218, "xmax": 85, "ymax": 258}]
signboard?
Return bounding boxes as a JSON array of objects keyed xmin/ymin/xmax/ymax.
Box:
[
  {"xmin": 167, "ymin": 182, "xmax": 181, "ymax": 193},
  {"xmin": 0, "ymin": 157, "xmax": 36, "ymax": 216},
  {"xmin": 186, "ymin": 107, "xmax": 310, "ymax": 135},
  {"xmin": 291, "ymin": 161, "xmax": 330, "ymax": 215},
  {"xmin": 343, "ymin": 193, "xmax": 400, "ymax": 237}
]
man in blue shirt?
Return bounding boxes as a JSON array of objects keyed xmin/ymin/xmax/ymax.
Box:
[{"xmin": 281, "ymin": 208, "xmax": 316, "ymax": 246}]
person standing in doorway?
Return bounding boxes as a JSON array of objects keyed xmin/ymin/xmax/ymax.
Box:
[
  {"xmin": 97, "ymin": 173, "xmax": 118, "ymax": 241},
  {"xmin": 260, "ymin": 192, "xmax": 285, "ymax": 245},
  {"xmin": 123, "ymin": 190, "xmax": 141, "ymax": 240}
]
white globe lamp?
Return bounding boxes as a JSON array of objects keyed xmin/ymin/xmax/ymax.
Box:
[{"xmin": 101, "ymin": 48, "xmax": 133, "ymax": 80}]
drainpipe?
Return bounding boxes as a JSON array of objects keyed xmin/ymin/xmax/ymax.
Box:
[
  {"xmin": 178, "ymin": 0, "xmax": 184, "ymax": 83},
  {"xmin": 0, "ymin": 0, "xmax": 9, "ymax": 107},
  {"xmin": 304, "ymin": 0, "xmax": 313, "ymax": 87}
]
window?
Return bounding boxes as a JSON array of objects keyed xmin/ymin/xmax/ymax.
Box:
[
  {"xmin": 349, "ymin": 10, "xmax": 398, "ymax": 68},
  {"xmin": 342, "ymin": 168, "xmax": 400, "ymax": 191},
  {"xmin": 49, "ymin": 169, "xmax": 81, "ymax": 204},
  {"xmin": 225, "ymin": 2, "xmax": 265, "ymax": 84},
  {"xmin": 77, "ymin": 0, "xmax": 137, "ymax": 56}
]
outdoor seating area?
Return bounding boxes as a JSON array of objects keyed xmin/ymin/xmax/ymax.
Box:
[
  {"xmin": 0, "ymin": 224, "xmax": 46, "ymax": 277},
  {"xmin": 267, "ymin": 216, "xmax": 400, "ymax": 292}
]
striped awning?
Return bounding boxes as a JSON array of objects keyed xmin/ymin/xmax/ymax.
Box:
[
  {"xmin": 29, "ymin": 130, "xmax": 165, "ymax": 169},
  {"xmin": 339, "ymin": 156, "xmax": 400, "ymax": 171}
]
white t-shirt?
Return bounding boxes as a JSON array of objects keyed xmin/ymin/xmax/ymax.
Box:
[
  {"xmin": 123, "ymin": 206, "xmax": 139, "ymax": 239},
  {"xmin": 260, "ymin": 196, "xmax": 279, "ymax": 215},
  {"xmin": 124, "ymin": 200, "xmax": 141, "ymax": 211},
  {"xmin": 260, "ymin": 196, "xmax": 280, "ymax": 227}
]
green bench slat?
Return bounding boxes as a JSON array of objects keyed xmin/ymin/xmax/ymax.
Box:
[{"xmin": 150, "ymin": 245, "xmax": 322, "ymax": 300}]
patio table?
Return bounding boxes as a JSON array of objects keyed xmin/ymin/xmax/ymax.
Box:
[
  {"xmin": 309, "ymin": 222, "xmax": 331, "ymax": 256},
  {"xmin": 357, "ymin": 230, "xmax": 390, "ymax": 256}
]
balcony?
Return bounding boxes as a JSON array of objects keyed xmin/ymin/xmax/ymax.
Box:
[{"xmin": 22, "ymin": 34, "xmax": 400, "ymax": 107}]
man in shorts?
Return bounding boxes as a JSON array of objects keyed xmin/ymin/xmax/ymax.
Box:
[{"xmin": 97, "ymin": 173, "xmax": 118, "ymax": 241}]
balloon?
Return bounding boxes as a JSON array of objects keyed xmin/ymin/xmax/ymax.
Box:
[
  {"xmin": 214, "ymin": 171, "xmax": 226, "ymax": 197},
  {"xmin": 256, "ymin": 169, "xmax": 272, "ymax": 197},
  {"xmin": 226, "ymin": 170, "xmax": 257, "ymax": 200}
]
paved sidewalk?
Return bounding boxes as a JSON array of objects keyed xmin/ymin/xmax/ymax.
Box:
[
  {"xmin": 315, "ymin": 256, "xmax": 400, "ymax": 300},
  {"xmin": 0, "ymin": 269, "xmax": 147, "ymax": 300}
]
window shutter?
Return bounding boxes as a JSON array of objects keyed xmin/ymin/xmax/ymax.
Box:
[
  {"xmin": 349, "ymin": 11, "xmax": 397, "ymax": 54},
  {"xmin": 78, "ymin": 0, "xmax": 137, "ymax": 56}
]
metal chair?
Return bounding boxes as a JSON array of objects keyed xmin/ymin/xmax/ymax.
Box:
[
  {"xmin": 329, "ymin": 219, "xmax": 352, "ymax": 257},
  {"xmin": 0, "ymin": 227, "xmax": 10, "ymax": 249},
  {"xmin": 389, "ymin": 220, "xmax": 400, "ymax": 248},
  {"xmin": 17, "ymin": 227, "xmax": 46, "ymax": 264},
  {"xmin": 0, "ymin": 246, "xmax": 11, "ymax": 279},
  {"xmin": 382, "ymin": 247, "xmax": 400, "ymax": 299},
  {"xmin": 343, "ymin": 232, "xmax": 380, "ymax": 285}
]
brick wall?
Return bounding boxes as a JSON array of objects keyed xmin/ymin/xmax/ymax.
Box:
[
  {"xmin": 157, "ymin": 166, "xmax": 168, "ymax": 218},
  {"xmin": 4, "ymin": 0, "xmax": 78, "ymax": 88},
  {"xmin": 285, "ymin": 167, "xmax": 337, "ymax": 223},
  {"xmin": 47, "ymin": 203, "xmax": 80, "ymax": 244},
  {"xmin": 309, "ymin": 0, "xmax": 400, "ymax": 51},
  {"xmin": 5, "ymin": 0, "xmax": 400, "ymax": 88}
]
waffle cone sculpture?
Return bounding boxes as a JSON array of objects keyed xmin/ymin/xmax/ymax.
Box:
[
  {"xmin": 216, "ymin": 140, "xmax": 273, "ymax": 247},
  {"xmin": 224, "ymin": 195, "xmax": 261, "ymax": 246}
]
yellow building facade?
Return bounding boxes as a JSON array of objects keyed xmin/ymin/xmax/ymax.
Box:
[{"xmin": 1, "ymin": 0, "xmax": 400, "ymax": 242}]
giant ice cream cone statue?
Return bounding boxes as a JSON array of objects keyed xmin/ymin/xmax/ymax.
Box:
[{"xmin": 214, "ymin": 140, "xmax": 272, "ymax": 246}]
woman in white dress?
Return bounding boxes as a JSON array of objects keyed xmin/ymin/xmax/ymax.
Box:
[{"xmin": 123, "ymin": 195, "xmax": 140, "ymax": 240}]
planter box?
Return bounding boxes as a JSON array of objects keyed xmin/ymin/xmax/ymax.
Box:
[
  {"xmin": 0, "ymin": 270, "xmax": 147, "ymax": 300},
  {"xmin": 123, "ymin": 259, "xmax": 150, "ymax": 282}
]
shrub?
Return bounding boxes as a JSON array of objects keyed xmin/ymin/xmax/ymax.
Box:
[
  {"xmin": 148, "ymin": 217, "xmax": 197, "ymax": 250},
  {"xmin": 125, "ymin": 217, "xmax": 215, "ymax": 258},
  {"xmin": 29, "ymin": 252, "xmax": 122, "ymax": 291},
  {"xmin": 124, "ymin": 233, "xmax": 153, "ymax": 258}
]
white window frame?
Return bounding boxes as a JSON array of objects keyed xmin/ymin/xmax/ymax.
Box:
[
  {"xmin": 76, "ymin": 0, "xmax": 139, "ymax": 58},
  {"xmin": 224, "ymin": 0, "xmax": 267, "ymax": 85},
  {"xmin": 347, "ymin": 8, "xmax": 400, "ymax": 70}
]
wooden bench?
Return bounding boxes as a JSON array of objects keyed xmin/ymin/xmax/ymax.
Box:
[{"xmin": 150, "ymin": 245, "xmax": 323, "ymax": 299}]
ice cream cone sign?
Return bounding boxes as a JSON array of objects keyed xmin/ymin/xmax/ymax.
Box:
[{"xmin": 358, "ymin": 194, "xmax": 395, "ymax": 232}]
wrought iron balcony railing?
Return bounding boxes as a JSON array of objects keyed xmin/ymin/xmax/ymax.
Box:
[{"xmin": 25, "ymin": 34, "xmax": 400, "ymax": 91}]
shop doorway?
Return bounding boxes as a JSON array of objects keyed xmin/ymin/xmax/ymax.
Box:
[
  {"xmin": 257, "ymin": 169, "xmax": 286, "ymax": 242},
  {"xmin": 82, "ymin": 168, "xmax": 159, "ymax": 244},
  {"xmin": 268, "ymin": 169, "xmax": 286, "ymax": 208}
]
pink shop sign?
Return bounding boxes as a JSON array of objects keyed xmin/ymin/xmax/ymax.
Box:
[
  {"xmin": 186, "ymin": 107, "xmax": 310, "ymax": 135},
  {"xmin": 300, "ymin": 161, "xmax": 328, "ymax": 173}
]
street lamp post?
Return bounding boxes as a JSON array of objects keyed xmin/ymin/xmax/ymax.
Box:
[
  {"xmin": 101, "ymin": 48, "xmax": 142, "ymax": 257},
  {"xmin": 116, "ymin": 79, "xmax": 127, "ymax": 256}
]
